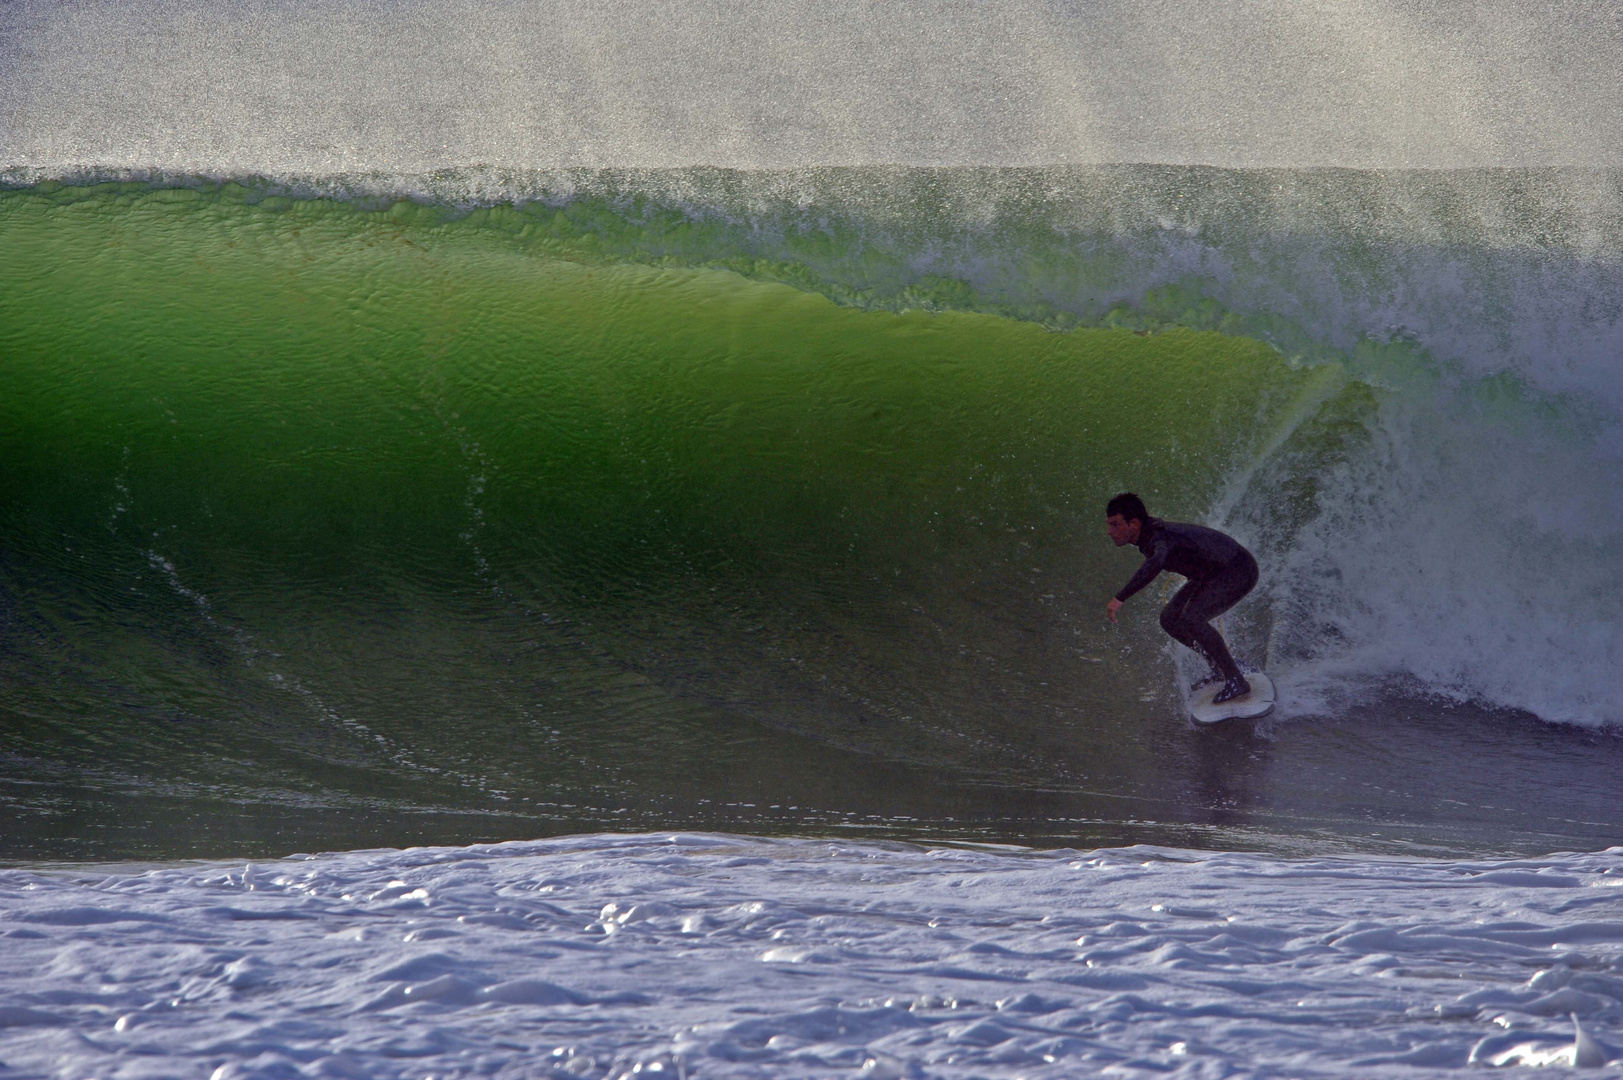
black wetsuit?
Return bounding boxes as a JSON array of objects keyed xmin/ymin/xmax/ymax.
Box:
[{"xmin": 1115, "ymin": 517, "xmax": 1258, "ymax": 681}]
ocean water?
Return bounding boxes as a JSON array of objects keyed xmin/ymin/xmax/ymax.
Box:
[
  {"xmin": 5, "ymin": 834, "xmax": 1623, "ymax": 1078},
  {"xmin": 4, "ymin": 171, "xmax": 1623, "ymax": 863},
  {"xmin": 4, "ymin": 1, "xmax": 1623, "ymax": 1075}
]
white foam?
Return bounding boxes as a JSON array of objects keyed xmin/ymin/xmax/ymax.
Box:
[
  {"xmin": 2, "ymin": 833, "xmax": 1622, "ymax": 1076},
  {"xmin": 1214, "ymin": 358, "xmax": 1623, "ymax": 727}
]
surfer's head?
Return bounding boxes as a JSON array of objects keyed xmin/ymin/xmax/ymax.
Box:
[{"xmin": 1105, "ymin": 492, "xmax": 1147, "ymax": 546}]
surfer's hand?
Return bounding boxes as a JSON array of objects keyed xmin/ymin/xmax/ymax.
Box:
[{"xmin": 1106, "ymin": 598, "xmax": 1123, "ymax": 623}]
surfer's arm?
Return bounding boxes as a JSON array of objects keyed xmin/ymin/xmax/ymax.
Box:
[{"xmin": 1113, "ymin": 542, "xmax": 1169, "ymax": 604}]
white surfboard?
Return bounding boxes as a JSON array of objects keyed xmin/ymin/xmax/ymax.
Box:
[{"xmin": 1188, "ymin": 672, "xmax": 1275, "ymax": 724}]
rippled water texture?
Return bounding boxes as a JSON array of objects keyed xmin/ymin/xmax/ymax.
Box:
[{"xmin": 5, "ymin": 835, "xmax": 1623, "ymax": 1078}]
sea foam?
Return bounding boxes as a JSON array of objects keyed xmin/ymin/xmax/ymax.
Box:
[{"xmin": 3, "ymin": 834, "xmax": 1622, "ymax": 1077}]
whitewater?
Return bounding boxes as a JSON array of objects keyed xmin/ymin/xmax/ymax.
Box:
[
  {"xmin": 5, "ymin": 835, "xmax": 1623, "ymax": 1078},
  {"xmin": 5, "ymin": 0, "xmax": 1623, "ymax": 1076}
]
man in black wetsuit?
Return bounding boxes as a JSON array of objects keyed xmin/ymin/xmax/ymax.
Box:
[{"xmin": 1104, "ymin": 493, "xmax": 1258, "ymax": 704}]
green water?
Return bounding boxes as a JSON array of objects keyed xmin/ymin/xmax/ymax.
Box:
[{"xmin": 41, "ymin": 183, "xmax": 1612, "ymax": 859}]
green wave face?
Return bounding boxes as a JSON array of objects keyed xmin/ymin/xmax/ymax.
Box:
[{"xmin": 0, "ymin": 185, "xmax": 1355, "ymax": 851}]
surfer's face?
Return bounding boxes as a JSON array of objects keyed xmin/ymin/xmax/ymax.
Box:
[{"xmin": 1106, "ymin": 514, "xmax": 1140, "ymax": 546}]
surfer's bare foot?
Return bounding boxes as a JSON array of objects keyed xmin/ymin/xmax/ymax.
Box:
[{"xmin": 1213, "ymin": 675, "xmax": 1251, "ymax": 704}]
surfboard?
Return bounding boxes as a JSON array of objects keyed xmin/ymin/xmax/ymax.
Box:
[{"xmin": 1188, "ymin": 672, "xmax": 1275, "ymax": 724}]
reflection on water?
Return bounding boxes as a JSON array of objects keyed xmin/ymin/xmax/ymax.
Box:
[
  {"xmin": 6, "ymin": 682, "xmax": 1622, "ymax": 863},
  {"xmin": 1186, "ymin": 721, "xmax": 1275, "ymax": 830}
]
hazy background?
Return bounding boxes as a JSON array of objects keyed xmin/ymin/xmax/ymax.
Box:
[{"xmin": 3, "ymin": 0, "xmax": 1620, "ymax": 172}]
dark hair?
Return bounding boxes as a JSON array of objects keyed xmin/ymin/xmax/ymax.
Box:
[{"xmin": 1106, "ymin": 492, "xmax": 1148, "ymax": 524}]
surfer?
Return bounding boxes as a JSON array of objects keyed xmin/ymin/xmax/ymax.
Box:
[{"xmin": 1104, "ymin": 493, "xmax": 1258, "ymax": 704}]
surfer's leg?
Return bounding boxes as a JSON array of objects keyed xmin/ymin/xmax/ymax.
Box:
[
  {"xmin": 1159, "ymin": 583, "xmax": 1227, "ymax": 682},
  {"xmin": 1164, "ymin": 554, "xmax": 1259, "ymax": 684},
  {"xmin": 1183, "ymin": 551, "xmax": 1259, "ymax": 625},
  {"xmin": 1182, "ymin": 612, "xmax": 1243, "ymax": 682},
  {"xmin": 1158, "ymin": 582, "xmax": 1204, "ymax": 652}
]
